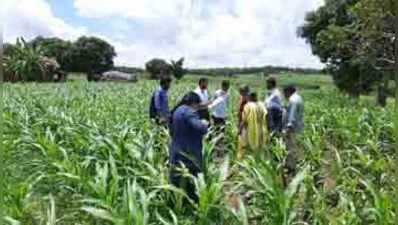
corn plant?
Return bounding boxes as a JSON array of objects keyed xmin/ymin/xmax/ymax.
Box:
[{"xmin": 2, "ymin": 76, "xmax": 396, "ymax": 224}]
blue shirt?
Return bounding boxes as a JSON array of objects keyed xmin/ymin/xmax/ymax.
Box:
[
  {"xmin": 154, "ymin": 87, "xmax": 169, "ymax": 118},
  {"xmin": 169, "ymin": 105, "xmax": 208, "ymax": 170}
]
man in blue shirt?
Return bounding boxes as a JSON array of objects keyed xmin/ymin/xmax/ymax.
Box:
[
  {"xmin": 169, "ymin": 92, "xmax": 209, "ymax": 202},
  {"xmin": 150, "ymin": 77, "xmax": 172, "ymax": 124}
]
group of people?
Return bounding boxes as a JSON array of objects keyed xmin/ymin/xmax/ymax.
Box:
[{"xmin": 149, "ymin": 76, "xmax": 304, "ymax": 200}]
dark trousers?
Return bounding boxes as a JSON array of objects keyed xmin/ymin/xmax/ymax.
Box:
[
  {"xmin": 170, "ymin": 164, "xmax": 200, "ymax": 202},
  {"xmin": 211, "ymin": 116, "xmax": 226, "ymax": 158},
  {"xmin": 198, "ymin": 109, "xmax": 210, "ymax": 121},
  {"xmin": 267, "ymin": 107, "xmax": 283, "ymax": 135},
  {"xmin": 212, "ymin": 116, "xmax": 226, "ymax": 130}
]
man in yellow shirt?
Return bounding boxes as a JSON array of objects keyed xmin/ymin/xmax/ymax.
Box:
[{"xmin": 238, "ymin": 92, "xmax": 268, "ymax": 159}]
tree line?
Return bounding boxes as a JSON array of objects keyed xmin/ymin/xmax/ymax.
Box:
[
  {"xmin": 188, "ymin": 66, "xmax": 323, "ymax": 77},
  {"xmin": 124, "ymin": 62, "xmax": 323, "ymax": 79},
  {"xmin": 3, "ymin": 36, "xmax": 116, "ymax": 81},
  {"xmin": 3, "ymin": 36, "xmax": 188, "ymax": 82},
  {"xmin": 299, "ymin": 0, "xmax": 398, "ymax": 107}
]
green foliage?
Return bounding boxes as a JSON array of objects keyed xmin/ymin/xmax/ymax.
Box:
[
  {"xmin": 2, "ymin": 76, "xmax": 395, "ymax": 224},
  {"xmin": 4, "ymin": 36, "xmax": 116, "ymax": 82},
  {"xmin": 145, "ymin": 58, "xmax": 171, "ymax": 79},
  {"xmin": 29, "ymin": 36, "xmax": 73, "ymax": 71},
  {"xmin": 189, "ymin": 66, "xmax": 322, "ymax": 77},
  {"xmin": 3, "ymin": 43, "xmax": 16, "ymax": 56},
  {"xmin": 352, "ymin": 0, "xmax": 394, "ymax": 70},
  {"xmin": 300, "ymin": 0, "xmax": 397, "ymax": 105},
  {"xmin": 170, "ymin": 58, "xmax": 186, "ymax": 80},
  {"xmin": 68, "ymin": 36, "xmax": 116, "ymax": 80},
  {"xmin": 3, "ymin": 38, "xmax": 47, "ymax": 82},
  {"xmin": 299, "ymin": 0, "xmax": 383, "ymax": 97}
]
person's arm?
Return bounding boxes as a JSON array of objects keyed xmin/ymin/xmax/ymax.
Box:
[
  {"xmin": 212, "ymin": 91, "xmax": 219, "ymax": 101},
  {"xmin": 208, "ymin": 94, "xmax": 226, "ymax": 109},
  {"xmin": 286, "ymin": 101, "xmax": 297, "ymax": 131},
  {"xmin": 187, "ymin": 113, "xmax": 208, "ymax": 135},
  {"xmin": 265, "ymin": 92, "xmax": 272, "ymax": 107}
]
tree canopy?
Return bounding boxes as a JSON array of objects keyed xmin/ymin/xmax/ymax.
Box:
[
  {"xmin": 4, "ymin": 36, "xmax": 117, "ymax": 81},
  {"xmin": 3, "ymin": 38, "xmax": 60, "ymax": 82},
  {"xmin": 145, "ymin": 58, "xmax": 171, "ymax": 79},
  {"xmin": 68, "ymin": 36, "xmax": 116, "ymax": 80},
  {"xmin": 299, "ymin": 0, "xmax": 396, "ymax": 105},
  {"xmin": 169, "ymin": 57, "xmax": 186, "ymax": 80},
  {"xmin": 29, "ymin": 36, "xmax": 73, "ymax": 71}
]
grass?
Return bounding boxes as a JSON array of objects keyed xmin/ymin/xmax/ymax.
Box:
[{"xmin": 2, "ymin": 73, "xmax": 396, "ymax": 224}]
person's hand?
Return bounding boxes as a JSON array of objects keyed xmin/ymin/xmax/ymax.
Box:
[
  {"xmin": 204, "ymin": 101, "xmax": 213, "ymax": 107},
  {"xmin": 201, "ymin": 119, "xmax": 209, "ymax": 127},
  {"xmin": 159, "ymin": 117, "xmax": 168, "ymax": 124}
]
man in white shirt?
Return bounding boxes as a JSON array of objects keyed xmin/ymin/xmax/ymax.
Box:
[
  {"xmin": 209, "ymin": 80, "xmax": 230, "ymax": 127},
  {"xmin": 265, "ymin": 77, "xmax": 283, "ymax": 135},
  {"xmin": 208, "ymin": 80, "xmax": 230, "ymax": 158},
  {"xmin": 194, "ymin": 78, "xmax": 210, "ymax": 120},
  {"xmin": 282, "ymin": 85, "xmax": 304, "ymax": 185}
]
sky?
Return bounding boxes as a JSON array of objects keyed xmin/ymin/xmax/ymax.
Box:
[{"xmin": 2, "ymin": 0, "xmax": 325, "ymax": 69}]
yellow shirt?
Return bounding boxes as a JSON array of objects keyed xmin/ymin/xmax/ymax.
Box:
[{"xmin": 241, "ymin": 102, "xmax": 268, "ymax": 150}]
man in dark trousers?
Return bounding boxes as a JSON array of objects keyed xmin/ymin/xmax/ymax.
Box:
[{"xmin": 169, "ymin": 92, "xmax": 209, "ymax": 202}]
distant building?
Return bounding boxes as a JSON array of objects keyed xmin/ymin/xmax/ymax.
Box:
[{"xmin": 101, "ymin": 71, "xmax": 138, "ymax": 82}]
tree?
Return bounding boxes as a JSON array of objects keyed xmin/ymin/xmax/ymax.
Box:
[
  {"xmin": 299, "ymin": 0, "xmax": 383, "ymax": 99},
  {"xmin": 395, "ymin": 1, "xmax": 398, "ymax": 112},
  {"xmin": 351, "ymin": 0, "xmax": 396, "ymax": 107},
  {"xmin": 3, "ymin": 38, "xmax": 59, "ymax": 82},
  {"xmin": 29, "ymin": 36, "xmax": 73, "ymax": 72},
  {"xmin": 145, "ymin": 58, "xmax": 170, "ymax": 79},
  {"xmin": 3, "ymin": 43, "xmax": 16, "ymax": 56},
  {"xmin": 300, "ymin": 0, "xmax": 397, "ymax": 106},
  {"xmin": 68, "ymin": 36, "xmax": 116, "ymax": 81},
  {"xmin": 169, "ymin": 57, "xmax": 186, "ymax": 80}
]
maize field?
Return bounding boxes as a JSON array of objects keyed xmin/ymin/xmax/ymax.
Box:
[{"xmin": 3, "ymin": 75, "xmax": 397, "ymax": 225}]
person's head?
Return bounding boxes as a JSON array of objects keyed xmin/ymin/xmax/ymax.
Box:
[
  {"xmin": 239, "ymin": 85, "xmax": 250, "ymax": 96},
  {"xmin": 283, "ymin": 85, "xmax": 297, "ymax": 99},
  {"xmin": 159, "ymin": 67, "xmax": 169, "ymax": 76},
  {"xmin": 221, "ymin": 80, "xmax": 230, "ymax": 92},
  {"xmin": 198, "ymin": 78, "xmax": 208, "ymax": 90},
  {"xmin": 248, "ymin": 92, "xmax": 258, "ymax": 102},
  {"xmin": 266, "ymin": 77, "xmax": 277, "ymax": 90},
  {"xmin": 160, "ymin": 77, "xmax": 172, "ymax": 90},
  {"xmin": 182, "ymin": 92, "xmax": 202, "ymax": 110}
]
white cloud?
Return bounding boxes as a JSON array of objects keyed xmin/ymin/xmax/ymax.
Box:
[
  {"xmin": 74, "ymin": 0, "xmax": 324, "ymax": 68},
  {"xmin": 3, "ymin": 0, "xmax": 325, "ymax": 68},
  {"xmin": 3, "ymin": 0, "xmax": 87, "ymax": 43},
  {"xmin": 74, "ymin": 0, "xmax": 189, "ymax": 20},
  {"xmin": 180, "ymin": 0, "xmax": 324, "ymax": 68}
]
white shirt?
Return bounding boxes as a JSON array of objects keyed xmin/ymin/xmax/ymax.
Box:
[
  {"xmin": 194, "ymin": 87, "xmax": 209, "ymax": 104},
  {"xmin": 285, "ymin": 92, "xmax": 304, "ymax": 133},
  {"xmin": 209, "ymin": 89, "xmax": 229, "ymax": 119},
  {"xmin": 265, "ymin": 88, "xmax": 282, "ymax": 109}
]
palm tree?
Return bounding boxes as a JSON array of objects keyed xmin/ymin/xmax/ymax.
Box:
[{"xmin": 3, "ymin": 37, "xmax": 58, "ymax": 82}]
